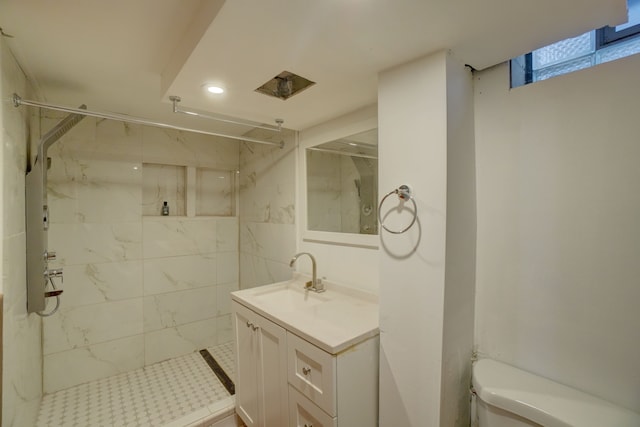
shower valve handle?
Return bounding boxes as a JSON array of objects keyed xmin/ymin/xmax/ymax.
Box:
[{"xmin": 45, "ymin": 268, "xmax": 64, "ymax": 283}]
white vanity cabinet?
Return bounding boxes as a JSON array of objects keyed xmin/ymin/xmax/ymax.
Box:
[
  {"xmin": 232, "ymin": 278, "xmax": 379, "ymax": 427},
  {"xmin": 233, "ymin": 301, "xmax": 288, "ymax": 427},
  {"xmin": 287, "ymin": 332, "xmax": 379, "ymax": 427}
]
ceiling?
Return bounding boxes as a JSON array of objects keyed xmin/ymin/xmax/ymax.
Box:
[{"xmin": 0, "ymin": 0, "xmax": 627, "ymax": 134}]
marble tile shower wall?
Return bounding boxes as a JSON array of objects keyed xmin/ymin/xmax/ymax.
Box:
[
  {"xmin": 238, "ymin": 130, "xmax": 296, "ymax": 289},
  {"xmin": 1, "ymin": 38, "xmax": 42, "ymax": 427},
  {"xmin": 44, "ymin": 116, "xmax": 240, "ymax": 393}
]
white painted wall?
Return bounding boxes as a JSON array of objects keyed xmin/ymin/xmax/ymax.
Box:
[
  {"xmin": 441, "ymin": 52, "xmax": 476, "ymax": 426},
  {"xmin": 378, "ymin": 51, "xmax": 475, "ymax": 426},
  {"xmin": 474, "ymin": 56, "xmax": 640, "ymax": 412},
  {"xmin": 297, "ymin": 105, "xmax": 379, "ymax": 293}
]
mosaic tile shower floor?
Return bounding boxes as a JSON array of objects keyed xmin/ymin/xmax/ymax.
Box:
[{"xmin": 37, "ymin": 342, "xmax": 235, "ymax": 427}]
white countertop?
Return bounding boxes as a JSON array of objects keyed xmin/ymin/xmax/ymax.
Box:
[{"xmin": 231, "ymin": 276, "xmax": 379, "ymax": 354}]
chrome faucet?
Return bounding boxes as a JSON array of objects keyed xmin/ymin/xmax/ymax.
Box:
[{"xmin": 289, "ymin": 252, "xmax": 324, "ymax": 293}]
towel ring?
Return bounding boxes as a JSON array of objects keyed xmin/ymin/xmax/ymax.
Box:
[{"xmin": 378, "ymin": 184, "xmax": 417, "ymax": 234}]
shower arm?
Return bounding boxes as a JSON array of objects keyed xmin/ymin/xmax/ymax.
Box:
[{"xmin": 12, "ymin": 93, "xmax": 285, "ymax": 148}]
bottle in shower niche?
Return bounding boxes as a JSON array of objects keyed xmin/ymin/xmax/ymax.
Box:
[{"xmin": 162, "ymin": 201, "xmax": 169, "ymax": 216}]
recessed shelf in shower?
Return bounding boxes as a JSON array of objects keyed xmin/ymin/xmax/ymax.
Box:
[{"xmin": 142, "ymin": 163, "xmax": 236, "ymax": 217}]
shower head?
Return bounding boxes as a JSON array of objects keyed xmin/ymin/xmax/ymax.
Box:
[{"xmin": 38, "ymin": 104, "xmax": 87, "ymax": 163}]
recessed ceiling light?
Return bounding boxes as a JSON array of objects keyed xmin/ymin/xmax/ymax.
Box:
[{"xmin": 206, "ymin": 85, "xmax": 224, "ymax": 94}]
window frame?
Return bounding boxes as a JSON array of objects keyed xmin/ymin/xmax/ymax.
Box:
[
  {"xmin": 511, "ymin": 24, "xmax": 640, "ymax": 88},
  {"xmin": 599, "ymin": 22, "xmax": 640, "ymax": 46}
]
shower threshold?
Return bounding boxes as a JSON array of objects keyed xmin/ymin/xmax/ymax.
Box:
[{"xmin": 36, "ymin": 342, "xmax": 240, "ymax": 427}]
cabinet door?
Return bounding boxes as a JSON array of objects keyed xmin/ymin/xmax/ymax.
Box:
[
  {"xmin": 234, "ymin": 303, "xmax": 260, "ymax": 427},
  {"xmin": 257, "ymin": 313, "xmax": 289, "ymax": 427}
]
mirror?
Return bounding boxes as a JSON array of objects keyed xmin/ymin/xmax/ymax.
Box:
[{"xmin": 306, "ymin": 129, "xmax": 378, "ymax": 235}]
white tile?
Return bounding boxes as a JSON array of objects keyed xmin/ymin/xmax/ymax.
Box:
[
  {"xmin": 216, "ymin": 282, "xmax": 238, "ymax": 316},
  {"xmin": 143, "ymin": 217, "xmax": 217, "ymax": 258},
  {"xmin": 60, "ymin": 260, "xmax": 143, "ymax": 308},
  {"xmin": 44, "ymin": 114, "xmax": 96, "ymax": 158},
  {"xmin": 3, "ymin": 294, "xmax": 42, "ymax": 397},
  {"xmin": 2, "ymin": 233, "xmax": 42, "ymax": 415},
  {"xmin": 43, "ymin": 298, "xmax": 143, "ymax": 354},
  {"xmin": 144, "ymin": 253, "xmax": 217, "ymax": 296},
  {"xmin": 217, "ymin": 217, "xmax": 238, "ymax": 252},
  {"xmin": 2, "ymin": 233, "xmax": 28, "ymax": 315},
  {"xmin": 216, "ymin": 314, "xmax": 233, "ymax": 345},
  {"xmin": 196, "ymin": 168, "xmax": 235, "ymax": 216},
  {"xmin": 144, "ymin": 318, "xmax": 218, "ymax": 365},
  {"xmin": 239, "ymin": 222, "xmax": 296, "ymax": 264},
  {"xmin": 239, "ymin": 138, "xmax": 296, "ymax": 224},
  {"xmin": 216, "ymin": 251, "xmax": 239, "ymax": 284},
  {"xmin": 3, "ymin": 128, "xmax": 26, "ymax": 236},
  {"xmin": 46, "ymin": 116, "xmax": 143, "ymax": 162},
  {"xmin": 95, "ymin": 118, "xmax": 143, "ymax": 160},
  {"xmin": 239, "ymin": 252, "xmax": 293, "ymax": 289},
  {"xmin": 142, "ymin": 163, "xmax": 186, "ymax": 216},
  {"xmin": 162, "ymin": 407, "xmax": 211, "ymax": 427},
  {"xmin": 38, "ymin": 349, "xmax": 231, "ymax": 427},
  {"xmin": 144, "ymin": 286, "xmax": 218, "ymax": 331},
  {"xmin": 142, "ymin": 126, "xmax": 239, "ymax": 170},
  {"xmin": 43, "ymin": 334, "xmax": 144, "ymax": 393},
  {"xmin": 10, "ymin": 397, "xmax": 40, "ymax": 427},
  {"xmin": 47, "ymin": 156, "xmax": 142, "ymax": 223},
  {"xmin": 48, "ymin": 222, "xmax": 142, "ymax": 265}
]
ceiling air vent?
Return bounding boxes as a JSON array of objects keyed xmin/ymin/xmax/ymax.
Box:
[{"xmin": 255, "ymin": 71, "xmax": 315, "ymax": 100}]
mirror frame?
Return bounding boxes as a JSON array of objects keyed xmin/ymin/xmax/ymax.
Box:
[{"xmin": 297, "ymin": 107, "xmax": 378, "ymax": 248}]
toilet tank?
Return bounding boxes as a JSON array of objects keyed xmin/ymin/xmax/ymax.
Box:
[{"xmin": 472, "ymin": 358, "xmax": 640, "ymax": 427}]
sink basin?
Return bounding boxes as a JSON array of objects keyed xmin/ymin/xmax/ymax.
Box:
[
  {"xmin": 250, "ymin": 282, "xmax": 330, "ymax": 310},
  {"xmin": 231, "ymin": 276, "xmax": 379, "ymax": 354}
]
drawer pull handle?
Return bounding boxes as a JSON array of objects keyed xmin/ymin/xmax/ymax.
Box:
[
  {"xmin": 246, "ymin": 321, "xmax": 259, "ymax": 331},
  {"xmin": 302, "ymin": 366, "xmax": 311, "ymax": 375},
  {"xmin": 304, "ymin": 424, "xmax": 313, "ymax": 427}
]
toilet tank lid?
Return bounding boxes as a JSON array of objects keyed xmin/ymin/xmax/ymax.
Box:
[{"xmin": 472, "ymin": 359, "xmax": 640, "ymax": 427}]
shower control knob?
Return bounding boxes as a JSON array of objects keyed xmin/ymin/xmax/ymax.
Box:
[
  {"xmin": 44, "ymin": 268, "xmax": 64, "ymax": 283},
  {"xmin": 43, "ymin": 250, "xmax": 57, "ymax": 261}
]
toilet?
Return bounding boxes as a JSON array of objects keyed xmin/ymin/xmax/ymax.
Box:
[{"xmin": 471, "ymin": 358, "xmax": 640, "ymax": 427}]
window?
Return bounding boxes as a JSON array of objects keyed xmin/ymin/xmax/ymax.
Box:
[{"xmin": 511, "ymin": 0, "xmax": 640, "ymax": 87}]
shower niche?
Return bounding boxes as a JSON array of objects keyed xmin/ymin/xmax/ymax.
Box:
[{"xmin": 142, "ymin": 163, "xmax": 236, "ymax": 217}]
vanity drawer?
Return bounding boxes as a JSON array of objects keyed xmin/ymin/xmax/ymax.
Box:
[
  {"xmin": 289, "ymin": 385, "xmax": 337, "ymax": 427},
  {"xmin": 287, "ymin": 332, "xmax": 337, "ymax": 416}
]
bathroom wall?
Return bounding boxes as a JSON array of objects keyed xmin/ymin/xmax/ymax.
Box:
[
  {"xmin": 378, "ymin": 50, "xmax": 476, "ymax": 426},
  {"xmin": 474, "ymin": 55, "xmax": 640, "ymax": 411},
  {"xmin": 44, "ymin": 117, "xmax": 240, "ymax": 392},
  {"xmin": 238, "ymin": 130, "xmax": 297, "ymax": 289},
  {"xmin": 0, "ymin": 39, "xmax": 42, "ymax": 426},
  {"xmin": 297, "ymin": 105, "xmax": 379, "ymax": 292}
]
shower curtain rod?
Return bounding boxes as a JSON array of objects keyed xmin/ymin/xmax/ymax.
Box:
[
  {"xmin": 169, "ymin": 95, "xmax": 283, "ymax": 133},
  {"xmin": 12, "ymin": 93, "xmax": 284, "ymax": 148},
  {"xmin": 308, "ymin": 146, "xmax": 378, "ymax": 160}
]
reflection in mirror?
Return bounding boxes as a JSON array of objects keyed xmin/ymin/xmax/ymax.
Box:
[{"xmin": 306, "ymin": 129, "xmax": 378, "ymax": 235}]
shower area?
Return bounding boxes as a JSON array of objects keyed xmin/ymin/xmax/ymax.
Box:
[{"xmin": 19, "ymin": 105, "xmax": 296, "ymax": 426}]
